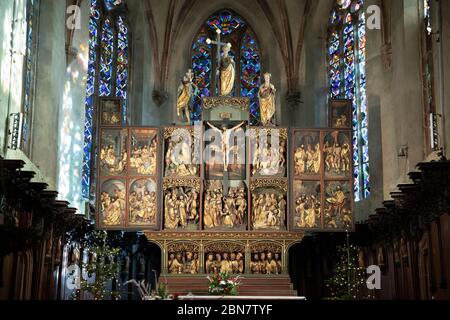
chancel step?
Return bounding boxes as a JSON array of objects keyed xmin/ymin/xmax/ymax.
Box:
[{"xmin": 163, "ymin": 275, "xmax": 298, "ymax": 297}]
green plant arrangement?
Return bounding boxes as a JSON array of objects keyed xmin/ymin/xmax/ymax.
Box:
[{"xmin": 207, "ymin": 272, "xmax": 242, "ymax": 296}]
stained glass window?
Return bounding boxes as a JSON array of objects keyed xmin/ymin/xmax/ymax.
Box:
[
  {"xmin": 328, "ymin": 0, "xmax": 369, "ymax": 201},
  {"xmin": 422, "ymin": 0, "xmax": 437, "ymax": 151},
  {"xmin": 22, "ymin": 0, "xmax": 39, "ymax": 152},
  {"xmin": 191, "ymin": 9, "xmax": 262, "ymax": 125},
  {"xmin": 82, "ymin": 0, "xmax": 130, "ymax": 198}
]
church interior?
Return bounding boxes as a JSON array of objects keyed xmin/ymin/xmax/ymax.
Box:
[{"xmin": 0, "ymin": 0, "xmax": 450, "ymax": 301}]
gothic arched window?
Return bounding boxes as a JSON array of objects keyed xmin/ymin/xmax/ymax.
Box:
[
  {"xmin": 422, "ymin": 0, "xmax": 437, "ymax": 152},
  {"xmin": 327, "ymin": 0, "xmax": 369, "ymax": 202},
  {"xmin": 22, "ymin": 0, "xmax": 40, "ymax": 153},
  {"xmin": 191, "ymin": 10, "xmax": 262, "ymax": 125},
  {"xmin": 82, "ymin": 0, "xmax": 130, "ymax": 198}
]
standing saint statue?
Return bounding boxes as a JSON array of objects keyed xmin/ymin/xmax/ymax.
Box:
[
  {"xmin": 219, "ymin": 43, "xmax": 235, "ymax": 96},
  {"xmin": 176, "ymin": 69, "xmax": 198, "ymax": 124},
  {"xmin": 258, "ymin": 72, "xmax": 277, "ymax": 126}
]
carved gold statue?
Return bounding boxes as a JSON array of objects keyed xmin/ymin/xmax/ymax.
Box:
[
  {"xmin": 129, "ymin": 188, "xmax": 157, "ymax": 225},
  {"xmin": 295, "ymin": 194, "xmax": 320, "ymax": 229},
  {"xmin": 168, "ymin": 251, "xmax": 199, "ymax": 274},
  {"xmin": 258, "ymin": 73, "xmax": 277, "ymax": 126},
  {"xmin": 266, "ymin": 252, "xmax": 278, "ymax": 274},
  {"xmin": 324, "ymin": 140, "xmax": 351, "ymax": 175},
  {"xmin": 176, "ymin": 69, "xmax": 198, "ymax": 124},
  {"xmin": 251, "ymin": 254, "xmax": 260, "ymax": 274},
  {"xmin": 205, "ymin": 252, "xmax": 244, "ymax": 274},
  {"xmin": 129, "ymin": 139, "xmax": 157, "ymax": 175},
  {"xmin": 295, "ymin": 142, "xmax": 320, "ymax": 176},
  {"xmin": 250, "ymin": 251, "xmax": 282, "ymax": 275},
  {"xmin": 100, "ymin": 145, "xmax": 127, "ymax": 175},
  {"xmin": 219, "ymin": 43, "xmax": 235, "ymax": 96},
  {"xmin": 325, "ymin": 184, "xmax": 350, "ymax": 229},
  {"xmin": 252, "ymin": 192, "xmax": 285, "ymax": 230},
  {"xmin": 164, "ymin": 187, "xmax": 199, "ymax": 230},
  {"xmin": 101, "ymin": 188, "xmax": 125, "ymax": 226},
  {"xmin": 252, "ymin": 138, "xmax": 287, "ymax": 177},
  {"xmin": 205, "ymin": 254, "xmax": 215, "ymax": 274},
  {"xmin": 165, "ymin": 136, "xmax": 199, "ymax": 177},
  {"xmin": 204, "ymin": 182, "xmax": 247, "ymax": 229}
]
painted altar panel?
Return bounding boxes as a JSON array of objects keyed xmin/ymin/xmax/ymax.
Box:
[
  {"xmin": 292, "ymin": 180, "xmax": 322, "ymax": 230},
  {"xmin": 128, "ymin": 178, "xmax": 158, "ymax": 227},
  {"xmin": 99, "ymin": 128, "xmax": 128, "ymax": 177},
  {"xmin": 291, "ymin": 129, "xmax": 354, "ymax": 232},
  {"xmin": 323, "ymin": 180, "xmax": 353, "ymax": 230},
  {"xmin": 97, "ymin": 127, "xmax": 161, "ymax": 230},
  {"xmin": 329, "ymin": 99, "xmax": 352, "ymax": 130},
  {"xmin": 99, "ymin": 97, "xmax": 123, "ymax": 126},
  {"xmin": 323, "ymin": 131, "xmax": 352, "ymax": 179},
  {"xmin": 129, "ymin": 129, "xmax": 158, "ymax": 176},
  {"xmin": 98, "ymin": 178, "xmax": 126, "ymax": 229}
]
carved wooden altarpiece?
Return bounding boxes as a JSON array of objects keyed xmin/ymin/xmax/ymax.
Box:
[{"xmin": 94, "ymin": 96, "xmax": 354, "ymax": 276}]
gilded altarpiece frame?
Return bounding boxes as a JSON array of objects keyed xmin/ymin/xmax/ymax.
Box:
[
  {"xmin": 97, "ymin": 127, "xmax": 160, "ymax": 230},
  {"xmin": 162, "ymin": 126, "xmax": 202, "ymax": 231},
  {"xmin": 147, "ymin": 233, "xmax": 303, "ymax": 275},
  {"xmin": 249, "ymin": 128, "xmax": 289, "ymax": 232},
  {"xmin": 93, "ymin": 97, "xmax": 308, "ymax": 276},
  {"xmin": 291, "ymin": 129, "xmax": 354, "ymax": 232}
]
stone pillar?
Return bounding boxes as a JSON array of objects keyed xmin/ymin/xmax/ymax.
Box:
[{"xmin": 30, "ymin": 0, "xmax": 66, "ymax": 189}]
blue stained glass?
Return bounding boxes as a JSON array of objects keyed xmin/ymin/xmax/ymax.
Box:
[
  {"xmin": 22, "ymin": 0, "xmax": 39, "ymax": 147},
  {"xmin": 83, "ymin": 0, "xmax": 130, "ymax": 198},
  {"xmin": 240, "ymin": 29, "xmax": 261, "ymax": 125},
  {"xmin": 207, "ymin": 10, "xmax": 245, "ymax": 36},
  {"xmin": 192, "ymin": 11, "xmax": 261, "ymax": 124},
  {"xmin": 192, "ymin": 26, "xmax": 212, "ymax": 121},
  {"xmin": 329, "ymin": 40, "xmax": 340, "ymax": 55},
  {"xmin": 328, "ymin": 0, "xmax": 369, "ymax": 201},
  {"xmin": 354, "ymin": 175, "xmax": 361, "ymax": 202},
  {"xmin": 99, "ymin": 18, "xmax": 114, "ymax": 97},
  {"xmin": 82, "ymin": 0, "xmax": 101, "ymax": 198},
  {"xmin": 344, "ymin": 23, "xmax": 354, "ymax": 35},
  {"xmin": 116, "ymin": 15, "xmax": 129, "ymax": 122},
  {"xmin": 105, "ymin": 0, "xmax": 123, "ymax": 11}
]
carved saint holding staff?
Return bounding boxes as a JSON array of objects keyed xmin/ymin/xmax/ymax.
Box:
[{"xmin": 176, "ymin": 69, "xmax": 198, "ymax": 124}]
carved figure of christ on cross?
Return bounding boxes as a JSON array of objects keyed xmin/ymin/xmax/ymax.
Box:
[{"xmin": 206, "ymin": 121, "xmax": 246, "ymax": 173}]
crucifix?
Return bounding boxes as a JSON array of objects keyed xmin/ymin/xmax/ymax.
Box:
[
  {"xmin": 206, "ymin": 28, "xmax": 232, "ymax": 93},
  {"xmin": 206, "ymin": 121, "xmax": 246, "ymax": 196},
  {"xmin": 206, "ymin": 29, "xmax": 228, "ymax": 73}
]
